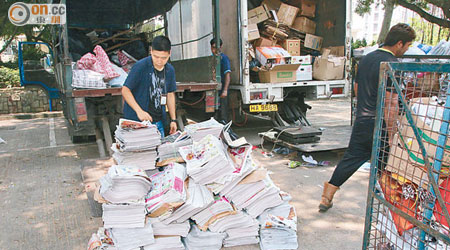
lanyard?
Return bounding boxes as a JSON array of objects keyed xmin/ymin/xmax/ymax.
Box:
[{"xmin": 153, "ymin": 67, "xmax": 166, "ymax": 94}]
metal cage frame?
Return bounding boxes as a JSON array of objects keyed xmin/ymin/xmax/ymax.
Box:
[{"xmin": 363, "ymin": 62, "xmax": 450, "ymax": 250}]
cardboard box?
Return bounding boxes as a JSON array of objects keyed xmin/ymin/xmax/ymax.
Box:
[
  {"xmin": 299, "ymin": 0, "xmax": 316, "ymax": 17},
  {"xmin": 292, "ymin": 16, "xmax": 316, "ymax": 34},
  {"xmin": 262, "ymin": 0, "xmax": 282, "ymax": 11},
  {"xmin": 322, "ymin": 46, "xmax": 345, "ymax": 57},
  {"xmin": 304, "ymin": 34, "xmax": 323, "ymax": 50},
  {"xmin": 277, "ymin": 3, "xmax": 299, "ymax": 27},
  {"xmin": 248, "ymin": 23, "xmax": 260, "ymax": 41},
  {"xmin": 399, "ymin": 98, "xmax": 450, "ymax": 167},
  {"xmin": 291, "ymin": 55, "xmax": 312, "ymax": 65},
  {"xmin": 385, "ymin": 133, "xmax": 428, "ymax": 188},
  {"xmin": 253, "ymin": 37, "xmax": 277, "ymax": 47},
  {"xmin": 312, "ymin": 50, "xmax": 345, "ymax": 80},
  {"xmin": 296, "ymin": 64, "xmax": 312, "ymax": 81},
  {"xmin": 417, "ymin": 72, "xmax": 440, "ymax": 92},
  {"xmin": 283, "ymin": 39, "xmax": 301, "ymax": 56},
  {"xmin": 248, "ymin": 5, "xmax": 270, "ymax": 24},
  {"xmin": 256, "ymin": 46, "xmax": 291, "ymax": 67},
  {"xmin": 258, "ymin": 64, "xmax": 300, "ymax": 83}
]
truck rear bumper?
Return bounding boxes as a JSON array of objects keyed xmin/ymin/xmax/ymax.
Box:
[{"xmin": 230, "ymin": 79, "xmax": 348, "ymax": 104}]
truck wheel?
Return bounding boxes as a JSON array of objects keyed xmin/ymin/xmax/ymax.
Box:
[
  {"xmin": 229, "ymin": 91, "xmax": 247, "ymax": 126},
  {"xmin": 71, "ymin": 135, "xmax": 95, "ymax": 143},
  {"xmin": 71, "ymin": 135, "xmax": 83, "ymax": 143}
]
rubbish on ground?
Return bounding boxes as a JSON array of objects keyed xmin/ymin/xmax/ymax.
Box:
[
  {"xmin": 288, "ymin": 159, "xmax": 330, "ymax": 169},
  {"xmin": 262, "ymin": 151, "xmax": 274, "ymax": 158},
  {"xmin": 0, "ymin": 137, "xmax": 5, "ymax": 144},
  {"xmin": 302, "ymin": 155, "xmax": 318, "ymax": 165},
  {"xmin": 273, "ymin": 146, "xmax": 293, "ymax": 155},
  {"xmin": 288, "ymin": 161, "xmax": 302, "ymax": 169},
  {"xmin": 358, "ymin": 161, "xmax": 371, "ymax": 172}
]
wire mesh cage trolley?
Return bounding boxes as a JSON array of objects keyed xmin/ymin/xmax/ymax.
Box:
[{"xmin": 363, "ymin": 62, "xmax": 450, "ymax": 250}]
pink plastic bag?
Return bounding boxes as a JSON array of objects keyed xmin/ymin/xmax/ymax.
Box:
[{"xmin": 77, "ymin": 45, "xmax": 119, "ymax": 81}]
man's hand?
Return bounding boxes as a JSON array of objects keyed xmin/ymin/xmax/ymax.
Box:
[
  {"xmin": 169, "ymin": 121, "xmax": 177, "ymax": 134},
  {"xmin": 220, "ymin": 90, "xmax": 228, "ymax": 98},
  {"xmin": 137, "ymin": 110, "xmax": 153, "ymax": 122}
]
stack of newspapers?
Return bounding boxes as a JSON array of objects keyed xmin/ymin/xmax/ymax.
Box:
[
  {"xmin": 99, "ymin": 165, "xmax": 151, "ymax": 203},
  {"xmin": 184, "ymin": 118, "xmax": 224, "ymax": 142},
  {"xmin": 258, "ymin": 193, "xmax": 299, "ymax": 250},
  {"xmin": 182, "ymin": 224, "xmax": 226, "ymax": 250},
  {"xmin": 112, "ymin": 119, "xmax": 161, "ymax": 170},
  {"xmin": 87, "ymin": 118, "xmax": 299, "ymax": 250}
]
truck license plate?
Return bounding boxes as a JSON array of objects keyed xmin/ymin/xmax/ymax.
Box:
[{"xmin": 249, "ymin": 104, "xmax": 278, "ymax": 112}]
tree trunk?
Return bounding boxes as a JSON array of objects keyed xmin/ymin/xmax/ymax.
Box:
[
  {"xmin": 421, "ymin": 19, "xmax": 425, "ymax": 44},
  {"xmin": 430, "ymin": 23, "xmax": 434, "ymax": 45},
  {"xmin": 377, "ymin": 0, "xmax": 395, "ymax": 45},
  {"xmin": 429, "ymin": 6, "xmax": 435, "ymax": 44}
]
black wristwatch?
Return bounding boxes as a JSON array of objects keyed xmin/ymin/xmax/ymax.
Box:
[{"xmin": 170, "ymin": 119, "xmax": 177, "ymax": 123}]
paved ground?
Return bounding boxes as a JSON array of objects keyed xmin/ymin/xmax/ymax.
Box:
[
  {"xmin": 0, "ymin": 117, "xmax": 101, "ymax": 250},
  {"xmin": 0, "ymin": 98, "xmax": 370, "ymax": 250}
]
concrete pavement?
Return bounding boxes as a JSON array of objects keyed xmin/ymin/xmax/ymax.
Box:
[{"xmin": 0, "ymin": 98, "xmax": 370, "ymax": 250}]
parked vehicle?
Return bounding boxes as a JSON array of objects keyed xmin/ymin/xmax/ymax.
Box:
[
  {"xmin": 17, "ymin": 0, "xmax": 217, "ymax": 146},
  {"xmin": 166, "ymin": 0, "xmax": 352, "ymax": 126}
]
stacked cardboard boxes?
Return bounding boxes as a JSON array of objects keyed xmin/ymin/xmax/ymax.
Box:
[
  {"xmin": 312, "ymin": 49, "xmax": 345, "ymax": 81},
  {"xmin": 247, "ymin": 0, "xmax": 345, "ymax": 83}
]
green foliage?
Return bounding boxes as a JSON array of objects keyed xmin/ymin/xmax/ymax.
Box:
[
  {"xmin": 355, "ymin": 0, "xmax": 375, "ymax": 16},
  {"xmin": 139, "ymin": 16, "xmax": 165, "ymax": 41},
  {"xmin": 21, "ymin": 45, "xmax": 46, "ymax": 61},
  {"xmin": 352, "ymin": 39, "xmax": 368, "ymax": 49},
  {"xmin": 0, "ymin": 66, "xmax": 20, "ymax": 88},
  {"xmin": 410, "ymin": 17, "xmax": 450, "ymax": 45},
  {"xmin": 0, "ymin": 60, "xmax": 19, "ymax": 69},
  {"xmin": 0, "ymin": 1, "xmax": 53, "ymax": 54}
]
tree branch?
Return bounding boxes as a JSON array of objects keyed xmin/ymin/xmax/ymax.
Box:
[
  {"xmin": 397, "ymin": 0, "xmax": 450, "ymax": 28},
  {"xmin": 424, "ymin": 0, "xmax": 450, "ymax": 19},
  {"xmin": 0, "ymin": 27, "xmax": 18, "ymax": 55}
]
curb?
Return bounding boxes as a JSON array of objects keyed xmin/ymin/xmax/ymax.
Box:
[{"xmin": 0, "ymin": 111, "xmax": 63, "ymax": 121}]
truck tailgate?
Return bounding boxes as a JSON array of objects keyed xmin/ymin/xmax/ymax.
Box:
[{"xmin": 72, "ymin": 87, "xmax": 123, "ymax": 98}]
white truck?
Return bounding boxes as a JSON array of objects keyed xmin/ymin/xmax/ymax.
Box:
[{"xmin": 166, "ymin": 0, "xmax": 352, "ymax": 125}]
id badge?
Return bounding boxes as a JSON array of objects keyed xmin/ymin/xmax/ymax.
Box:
[{"xmin": 161, "ymin": 94, "xmax": 167, "ymax": 105}]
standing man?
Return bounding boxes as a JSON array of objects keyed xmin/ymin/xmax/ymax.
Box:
[
  {"xmin": 319, "ymin": 23, "xmax": 416, "ymax": 212},
  {"xmin": 122, "ymin": 35, "xmax": 177, "ymax": 137},
  {"xmin": 210, "ymin": 38, "xmax": 231, "ymax": 124}
]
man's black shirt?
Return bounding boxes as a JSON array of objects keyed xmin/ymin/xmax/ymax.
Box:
[{"xmin": 355, "ymin": 49, "xmax": 397, "ymax": 118}]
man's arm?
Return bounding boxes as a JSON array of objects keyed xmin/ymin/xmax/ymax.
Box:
[
  {"xmin": 122, "ymin": 86, "xmax": 152, "ymax": 121},
  {"xmin": 220, "ymin": 72, "xmax": 231, "ymax": 98},
  {"xmin": 354, "ymin": 82, "xmax": 358, "ymax": 97},
  {"xmin": 384, "ymin": 90, "xmax": 399, "ymax": 145},
  {"xmin": 167, "ymin": 92, "xmax": 177, "ymax": 134}
]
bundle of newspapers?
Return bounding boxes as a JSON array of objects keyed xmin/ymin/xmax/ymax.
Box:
[
  {"xmin": 183, "ymin": 118, "xmax": 224, "ymax": 142},
  {"xmin": 112, "ymin": 119, "xmax": 161, "ymax": 170},
  {"xmin": 157, "ymin": 131, "xmax": 192, "ymax": 166},
  {"xmin": 88, "ymin": 118, "xmax": 298, "ymax": 250},
  {"xmin": 258, "ymin": 192, "xmax": 299, "ymax": 250}
]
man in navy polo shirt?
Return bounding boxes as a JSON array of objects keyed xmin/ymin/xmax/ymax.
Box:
[
  {"xmin": 210, "ymin": 38, "xmax": 231, "ymax": 123},
  {"xmin": 122, "ymin": 36, "xmax": 177, "ymax": 137}
]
